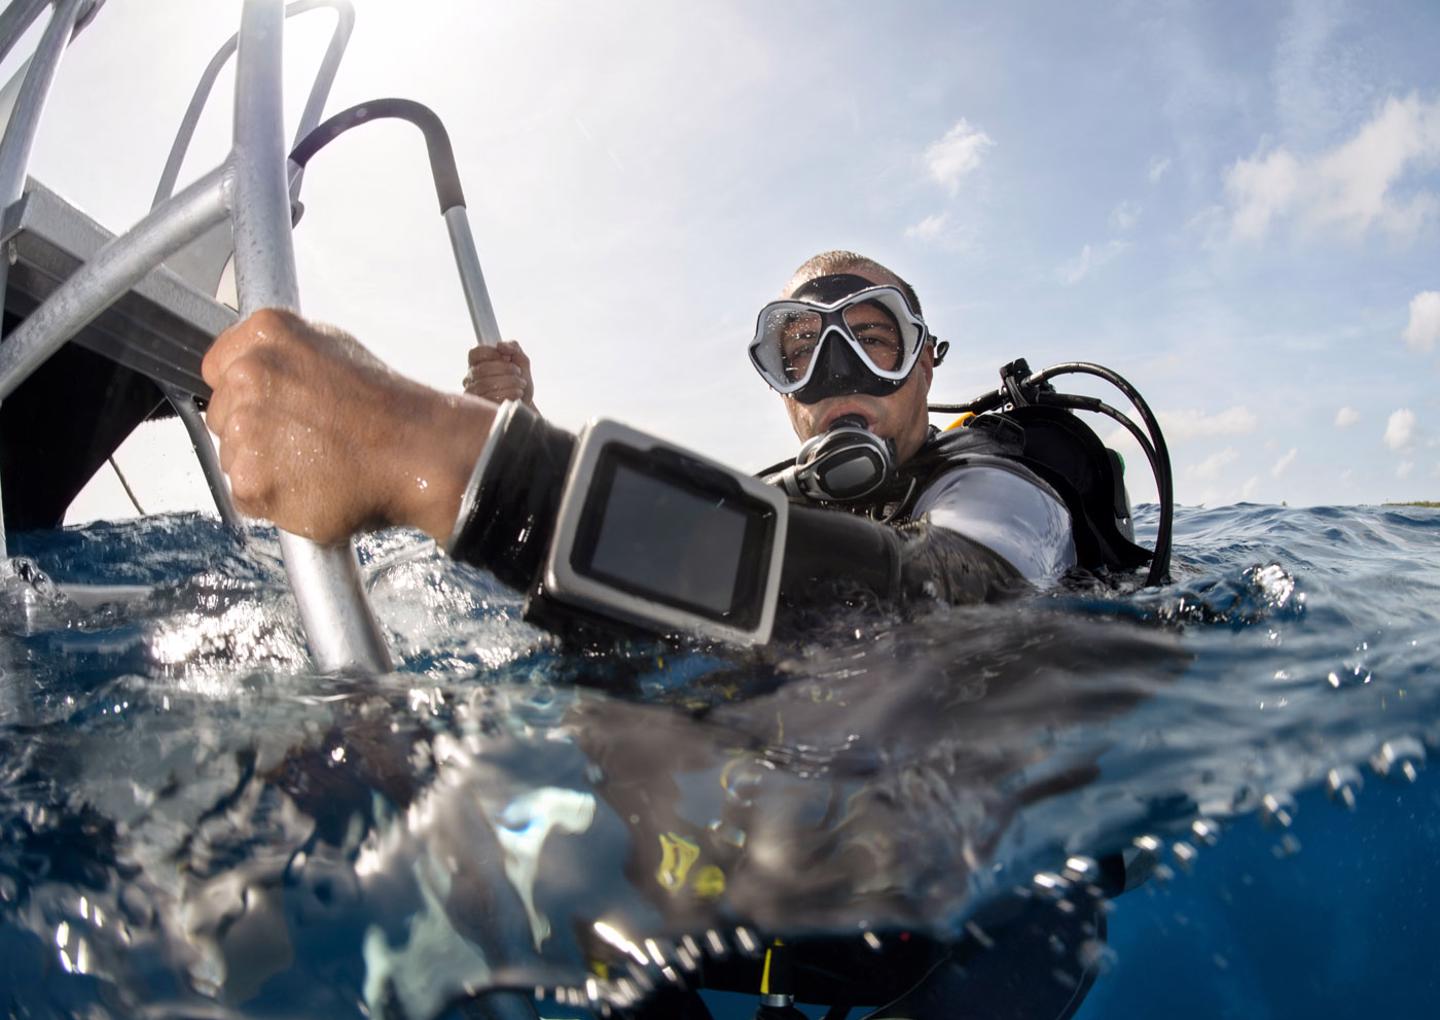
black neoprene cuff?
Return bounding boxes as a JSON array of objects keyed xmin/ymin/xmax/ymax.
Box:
[{"xmin": 447, "ymin": 402, "xmax": 577, "ymax": 590}]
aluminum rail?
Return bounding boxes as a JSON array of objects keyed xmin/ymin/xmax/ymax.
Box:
[
  {"xmin": 161, "ymin": 379, "xmax": 240, "ymax": 527},
  {"xmin": 286, "ymin": 98, "xmax": 503, "ymax": 348},
  {"xmin": 445, "ymin": 205, "xmax": 502, "ymax": 347},
  {"xmin": 153, "ymin": 0, "xmax": 353, "ymax": 211},
  {"xmin": 0, "ymin": 0, "xmax": 93, "ymax": 556},
  {"xmin": 0, "ymin": 0, "xmax": 87, "ymax": 223},
  {"xmin": 231, "ymin": 0, "xmax": 392, "ymax": 675},
  {"xmin": 0, "ymin": 0, "xmax": 389, "ymax": 673},
  {"xmin": 0, "ymin": 165, "xmax": 231, "ymax": 403},
  {"xmin": 153, "ymin": 1, "xmax": 353, "ymax": 523},
  {"xmin": 0, "ymin": 0, "xmax": 51, "ymax": 65}
]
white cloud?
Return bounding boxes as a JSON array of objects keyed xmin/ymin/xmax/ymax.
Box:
[
  {"xmin": 902, "ymin": 211, "xmax": 975, "ymax": 253},
  {"xmin": 1398, "ymin": 461, "xmax": 1415, "ymax": 479},
  {"xmin": 1191, "ymin": 447, "xmax": 1240, "ymax": 482},
  {"xmin": 905, "ymin": 212, "xmax": 949, "ymax": 242},
  {"xmin": 923, "ymin": 119, "xmax": 995, "ymax": 194},
  {"xmin": 1057, "ymin": 239, "xmax": 1128, "ymax": 286},
  {"xmin": 1241, "ymin": 475, "xmax": 1262, "ymax": 500},
  {"xmin": 1271, "ymin": 447, "xmax": 1299, "ymax": 478},
  {"xmin": 1161, "ymin": 406, "xmax": 1260, "ymax": 439},
  {"xmin": 1110, "ymin": 200, "xmax": 1141, "ymax": 231},
  {"xmin": 1226, "ymin": 149, "xmax": 1301, "ymax": 240},
  {"xmin": 1384, "ymin": 408, "xmax": 1417, "ymax": 450},
  {"xmin": 1148, "ymin": 156, "xmax": 1171, "ymax": 183},
  {"xmin": 1223, "ymin": 92, "xmax": 1440, "ymax": 241},
  {"xmin": 1403, "ymin": 291, "xmax": 1440, "ymax": 352},
  {"xmin": 1334, "ymin": 406, "xmax": 1361, "ymax": 428}
]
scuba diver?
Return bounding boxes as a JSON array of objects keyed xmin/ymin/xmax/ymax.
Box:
[
  {"xmin": 200, "ymin": 249, "xmax": 1170, "ymax": 1018},
  {"xmin": 459, "ymin": 250, "xmax": 1156, "ymax": 618}
]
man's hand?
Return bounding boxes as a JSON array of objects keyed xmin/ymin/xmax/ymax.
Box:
[
  {"xmin": 464, "ymin": 340, "xmax": 537, "ymax": 411},
  {"xmin": 203, "ymin": 308, "xmax": 496, "ymax": 544}
]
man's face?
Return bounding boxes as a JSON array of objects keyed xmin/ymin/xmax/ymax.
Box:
[{"xmin": 777, "ymin": 267, "xmax": 934, "ymax": 463}]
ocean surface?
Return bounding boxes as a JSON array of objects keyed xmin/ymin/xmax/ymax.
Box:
[{"xmin": 0, "ymin": 502, "xmax": 1436, "ymax": 1019}]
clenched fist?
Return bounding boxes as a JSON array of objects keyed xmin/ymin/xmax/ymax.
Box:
[
  {"xmin": 203, "ymin": 308, "xmax": 497, "ymax": 544},
  {"xmin": 463, "ymin": 339, "xmax": 537, "ymax": 411}
]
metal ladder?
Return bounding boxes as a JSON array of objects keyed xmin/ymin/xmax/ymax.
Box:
[
  {"xmin": 0, "ymin": 0, "xmax": 503, "ymax": 677},
  {"xmin": 0, "ymin": 4, "xmax": 544, "ymax": 1016}
]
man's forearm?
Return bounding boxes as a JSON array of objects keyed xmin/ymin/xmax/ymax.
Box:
[
  {"xmin": 780, "ymin": 504, "xmax": 1026, "ymax": 610},
  {"xmin": 439, "ymin": 403, "xmax": 1025, "ymax": 620}
]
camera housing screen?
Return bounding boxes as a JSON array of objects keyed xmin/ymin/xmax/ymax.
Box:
[{"xmin": 570, "ymin": 445, "xmax": 776, "ymax": 629}]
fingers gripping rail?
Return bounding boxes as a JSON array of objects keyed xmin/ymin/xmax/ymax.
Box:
[{"xmin": 0, "ymin": 2, "xmax": 512, "ymax": 678}]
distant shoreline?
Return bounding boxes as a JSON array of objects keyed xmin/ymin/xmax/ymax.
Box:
[{"xmin": 1385, "ymin": 501, "xmax": 1440, "ymax": 508}]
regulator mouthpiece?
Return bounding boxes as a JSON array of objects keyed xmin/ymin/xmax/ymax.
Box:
[{"xmin": 766, "ymin": 417, "xmax": 896, "ymax": 504}]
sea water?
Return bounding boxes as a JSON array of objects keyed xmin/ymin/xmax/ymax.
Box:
[{"xmin": 0, "ymin": 503, "xmax": 1436, "ymax": 1018}]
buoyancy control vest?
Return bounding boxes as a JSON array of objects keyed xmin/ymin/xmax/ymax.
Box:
[{"xmin": 879, "ymin": 406, "xmax": 1152, "ymax": 574}]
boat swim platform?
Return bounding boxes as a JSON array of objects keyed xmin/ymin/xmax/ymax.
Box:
[
  {"xmin": 0, "ymin": 177, "xmax": 236, "ymax": 532},
  {"xmin": 1, "ymin": 177, "xmax": 235, "ymax": 400}
]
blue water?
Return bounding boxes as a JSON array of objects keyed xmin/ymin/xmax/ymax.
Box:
[{"xmin": 0, "ymin": 503, "xmax": 1437, "ymax": 1018}]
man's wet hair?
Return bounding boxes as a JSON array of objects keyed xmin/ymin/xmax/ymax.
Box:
[{"xmin": 786, "ymin": 250, "xmax": 924, "ymax": 318}]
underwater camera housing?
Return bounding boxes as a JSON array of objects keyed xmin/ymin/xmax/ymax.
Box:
[{"xmin": 539, "ymin": 420, "xmax": 789, "ymax": 645}]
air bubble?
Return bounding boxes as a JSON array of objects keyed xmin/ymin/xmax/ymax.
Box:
[
  {"xmin": 1132, "ymin": 834, "xmax": 1163, "ymax": 857},
  {"xmin": 704, "ymin": 929, "xmax": 727, "ymax": 957},
  {"xmin": 964, "ymin": 920, "xmax": 995, "ymax": 950},
  {"xmin": 706, "ymin": 819, "xmax": 747, "ymax": 849},
  {"xmin": 1172, "ymin": 841, "xmax": 1198, "ymax": 870},
  {"xmin": 1190, "ymin": 818, "xmax": 1220, "ymax": 846},
  {"xmin": 1372, "ymin": 737, "xmax": 1425, "ymax": 782},
  {"xmin": 734, "ymin": 927, "xmax": 760, "ymax": 956},
  {"xmin": 1033, "ymin": 871, "xmax": 1070, "ymax": 897},
  {"xmin": 1078, "ymin": 938, "xmax": 1118, "ymax": 975},
  {"xmin": 1325, "ymin": 765, "xmax": 1363, "ymax": 810},
  {"xmin": 1062, "ymin": 856, "xmax": 1098, "ymax": 883},
  {"xmin": 1260, "ymin": 792, "xmax": 1297, "ymax": 828}
]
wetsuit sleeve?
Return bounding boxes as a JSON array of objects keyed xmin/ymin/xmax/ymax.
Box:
[
  {"xmin": 780, "ymin": 504, "xmax": 1026, "ymax": 608},
  {"xmin": 778, "ymin": 459, "xmax": 1077, "ymax": 611},
  {"xmin": 444, "ymin": 404, "xmax": 1030, "ymax": 619},
  {"xmin": 910, "ymin": 460, "xmax": 1078, "ymax": 582},
  {"xmin": 446, "ymin": 401, "xmax": 576, "ymax": 588}
]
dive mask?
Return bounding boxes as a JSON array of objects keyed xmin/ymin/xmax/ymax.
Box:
[{"xmin": 749, "ymin": 279, "xmax": 931, "ymax": 404}]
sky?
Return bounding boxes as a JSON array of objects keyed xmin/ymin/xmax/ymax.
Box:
[{"xmin": 5, "ymin": 0, "xmax": 1439, "ymax": 520}]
